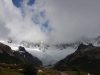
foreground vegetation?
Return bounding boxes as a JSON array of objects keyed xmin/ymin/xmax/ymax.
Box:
[
  {"xmin": 0, "ymin": 68, "xmax": 95, "ymax": 75},
  {"xmin": 0, "ymin": 63, "xmax": 97, "ymax": 75},
  {"xmin": 0, "ymin": 63, "xmax": 37, "ymax": 75},
  {"xmin": 0, "ymin": 68, "xmax": 23, "ymax": 75}
]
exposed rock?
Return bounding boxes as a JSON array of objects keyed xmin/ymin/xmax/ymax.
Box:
[
  {"xmin": 0, "ymin": 43, "xmax": 42, "ymax": 66},
  {"xmin": 0, "ymin": 42, "xmax": 14, "ymax": 56},
  {"xmin": 0, "ymin": 51, "xmax": 22, "ymax": 64},
  {"xmin": 0, "ymin": 49, "xmax": 3, "ymax": 53},
  {"xmin": 0, "ymin": 43, "xmax": 22, "ymax": 64},
  {"xmin": 18, "ymin": 46, "xmax": 26, "ymax": 53},
  {"xmin": 14, "ymin": 46, "xmax": 43, "ymax": 67},
  {"xmin": 54, "ymin": 44, "xmax": 100, "ymax": 73},
  {"xmin": 7, "ymin": 38, "xmax": 13, "ymax": 44},
  {"xmin": 76, "ymin": 43, "xmax": 94, "ymax": 51}
]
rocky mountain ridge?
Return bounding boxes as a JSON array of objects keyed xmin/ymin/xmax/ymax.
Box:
[
  {"xmin": 1, "ymin": 35, "xmax": 100, "ymax": 66},
  {"xmin": 20, "ymin": 36, "xmax": 100, "ymax": 50},
  {"xmin": 0, "ymin": 42, "xmax": 43, "ymax": 67},
  {"xmin": 54, "ymin": 43, "xmax": 100, "ymax": 73},
  {"xmin": 14, "ymin": 46, "xmax": 42, "ymax": 67},
  {"xmin": 0, "ymin": 42, "xmax": 14, "ymax": 56}
]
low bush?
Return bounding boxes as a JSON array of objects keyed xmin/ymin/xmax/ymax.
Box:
[{"xmin": 22, "ymin": 62, "xmax": 38, "ymax": 75}]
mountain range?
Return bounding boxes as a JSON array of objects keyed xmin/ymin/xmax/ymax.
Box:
[
  {"xmin": 0, "ymin": 36, "xmax": 100, "ymax": 66},
  {"xmin": 0, "ymin": 42, "xmax": 42, "ymax": 67},
  {"xmin": 20, "ymin": 36, "xmax": 100, "ymax": 50},
  {"xmin": 54, "ymin": 43, "xmax": 100, "ymax": 74}
]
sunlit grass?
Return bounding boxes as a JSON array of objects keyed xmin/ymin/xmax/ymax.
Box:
[{"xmin": 0, "ymin": 68, "xmax": 23, "ymax": 75}]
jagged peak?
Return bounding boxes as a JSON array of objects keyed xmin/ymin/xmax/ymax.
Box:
[
  {"xmin": 0, "ymin": 42, "xmax": 14, "ymax": 56},
  {"xmin": 76, "ymin": 43, "xmax": 94, "ymax": 52}
]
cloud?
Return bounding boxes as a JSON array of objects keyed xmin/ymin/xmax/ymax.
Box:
[
  {"xmin": 0, "ymin": 0, "xmax": 48, "ymax": 43},
  {"xmin": 0, "ymin": 0, "xmax": 100, "ymax": 44}
]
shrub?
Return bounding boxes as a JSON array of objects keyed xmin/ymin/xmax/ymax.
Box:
[
  {"xmin": 22, "ymin": 62, "xmax": 37, "ymax": 75},
  {"xmin": 77, "ymin": 70, "xmax": 80, "ymax": 75},
  {"xmin": 71, "ymin": 66, "xmax": 79, "ymax": 71}
]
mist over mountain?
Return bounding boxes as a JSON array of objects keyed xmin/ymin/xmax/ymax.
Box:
[
  {"xmin": 0, "ymin": 35, "xmax": 100, "ymax": 65},
  {"xmin": 54, "ymin": 43, "xmax": 100, "ymax": 74},
  {"xmin": 20, "ymin": 36, "xmax": 100, "ymax": 50}
]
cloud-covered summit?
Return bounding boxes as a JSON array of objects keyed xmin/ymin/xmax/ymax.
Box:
[{"xmin": 0, "ymin": 0, "xmax": 100, "ymax": 44}]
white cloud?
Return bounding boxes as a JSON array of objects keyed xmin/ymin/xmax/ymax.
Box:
[
  {"xmin": 0, "ymin": 0, "xmax": 100, "ymax": 44},
  {"xmin": 0, "ymin": 0, "xmax": 48, "ymax": 43},
  {"xmin": 35, "ymin": 0, "xmax": 100, "ymax": 44}
]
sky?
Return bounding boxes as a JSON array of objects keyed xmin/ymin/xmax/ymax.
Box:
[{"xmin": 0, "ymin": 0, "xmax": 100, "ymax": 44}]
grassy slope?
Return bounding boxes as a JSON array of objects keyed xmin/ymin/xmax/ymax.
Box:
[
  {"xmin": 0, "ymin": 68, "xmax": 23, "ymax": 75},
  {"xmin": 37, "ymin": 67, "xmax": 60, "ymax": 75}
]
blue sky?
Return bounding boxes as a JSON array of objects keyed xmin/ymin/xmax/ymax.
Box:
[
  {"xmin": 12, "ymin": 0, "xmax": 52, "ymax": 33},
  {"xmin": 1, "ymin": 0, "xmax": 100, "ymax": 44},
  {"xmin": 12, "ymin": 0, "xmax": 35, "ymax": 7}
]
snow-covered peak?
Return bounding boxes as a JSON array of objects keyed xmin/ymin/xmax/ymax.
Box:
[
  {"xmin": 0, "ymin": 40, "xmax": 7, "ymax": 43},
  {"xmin": 0, "ymin": 36, "xmax": 100, "ymax": 66},
  {"xmin": 0, "ymin": 39, "xmax": 19, "ymax": 51},
  {"xmin": 0, "ymin": 39, "xmax": 75, "ymax": 65}
]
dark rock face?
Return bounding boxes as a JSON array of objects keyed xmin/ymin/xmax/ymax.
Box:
[
  {"xmin": 0, "ymin": 42, "xmax": 22, "ymax": 64},
  {"xmin": 18, "ymin": 46, "xmax": 26, "ymax": 52},
  {"xmin": 14, "ymin": 46, "xmax": 43, "ymax": 67},
  {"xmin": 0, "ymin": 42, "xmax": 14, "ymax": 56},
  {"xmin": 54, "ymin": 44, "xmax": 100, "ymax": 73},
  {"xmin": 0, "ymin": 52, "xmax": 22, "ymax": 64},
  {"xmin": 0, "ymin": 43, "xmax": 42, "ymax": 66},
  {"xmin": 76, "ymin": 43, "xmax": 94, "ymax": 51}
]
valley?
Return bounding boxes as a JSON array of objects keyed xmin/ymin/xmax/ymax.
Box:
[{"xmin": 0, "ymin": 36, "xmax": 100, "ymax": 75}]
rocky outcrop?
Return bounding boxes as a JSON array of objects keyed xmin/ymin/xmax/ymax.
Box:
[
  {"xmin": 76, "ymin": 43, "xmax": 94, "ymax": 51},
  {"xmin": 0, "ymin": 42, "xmax": 14, "ymax": 56},
  {"xmin": 54, "ymin": 44, "xmax": 100, "ymax": 73},
  {"xmin": 14, "ymin": 46, "xmax": 43, "ymax": 67},
  {"xmin": 0, "ymin": 42, "xmax": 43, "ymax": 66},
  {"xmin": 0, "ymin": 42, "xmax": 22, "ymax": 64}
]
